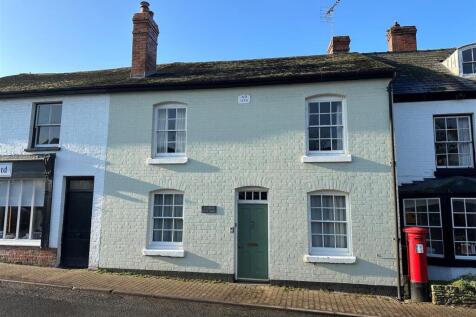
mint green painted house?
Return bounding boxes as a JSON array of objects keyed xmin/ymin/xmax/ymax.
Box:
[{"xmin": 93, "ymin": 3, "xmax": 399, "ymax": 295}]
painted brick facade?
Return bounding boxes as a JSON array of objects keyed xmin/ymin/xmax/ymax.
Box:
[
  {"xmin": 394, "ymin": 99, "xmax": 476, "ymax": 185},
  {"xmin": 0, "ymin": 95, "xmax": 109, "ymax": 268},
  {"xmin": 99, "ymin": 79, "xmax": 398, "ymax": 288}
]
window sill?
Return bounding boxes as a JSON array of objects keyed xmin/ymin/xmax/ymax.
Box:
[
  {"xmin": 24, "ymin": 147, "xmax": 61, "ymax": 153},
  {"xmin": 147, "ymin": 156, "xmax": 188, "ymax": 165},
  {"xmin": 0, "ymin": 239, "xmax": 41, "ymax": 247},
  {"xmin": 142, "ymin": 249, "xmax": 185, "ymax": 257},
  {"xmin": 303, "ymin": 255, "xmax": 356, "ymax": 264},
  {"xmin": 302, "ymin": 154, "xmax": 352, "ymax": 163}
]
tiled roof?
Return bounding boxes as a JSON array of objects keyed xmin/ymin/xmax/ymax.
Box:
[
  {"xmin": 0, "ymin": 53, "xmax": 393, "ymax": 98},
  {"xmin": 368, "ymin": 49, "xmax": 476, "ymax": 100}
]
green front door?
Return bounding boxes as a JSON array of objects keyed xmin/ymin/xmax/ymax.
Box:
[{"xmin": 237, "ymin": 204, "xmax": 268, "ymax": 280}]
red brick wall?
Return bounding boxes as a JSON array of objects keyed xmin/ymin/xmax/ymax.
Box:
[
  {"xmin": 387, "ymin": 23, "xmax": 417, "ymax": 52},
  {"xmin": 0, "ymin": 246, "xmax": 57, "ymax": 267}
]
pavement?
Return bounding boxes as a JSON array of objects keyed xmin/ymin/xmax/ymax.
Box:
[
  {"xmin": 0, "ymin": 263, "xmax": 474, "ymax": 317},
  {"xmin": 0, "ymin": 282, "xmax": 321, "ymax": 317}
]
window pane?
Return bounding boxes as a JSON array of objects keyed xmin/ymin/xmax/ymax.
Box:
[
  {"xmin": 311, "ymin": 208, "xmax": 322, "ymax": 220},
  {"xmin": 176, "ymin": 108, "xmax": 186, "ymax": 130},
  {"xmin": 50, "ymin": 105, "xmax": 62, "ymax": 124},
  {"xmin": 467, "ymin": 199, "xmax": 476, "ymax": 213},
  {"xmin": 336, "ymin": 235, "xmax": 347, "ymax": 248},
  {"xmin": 309, "ymin": 128, "xmax": 319, "ymax": 138},
  {"xmin": 37, "ymin": 127, "xmax": 50, "ymax": 145},
  {"xmin": 5, "ymin": 207, "xmax": 18, "ymax": 239},
  {"xmin": 176, "ymin": 132, "xmax": 186, "ymax": 153},
  {"xmin": 163, "ymin": 206, "xmax": 173, "ymax": 217},
  {"xmin": 153, "ymin": 230, "xmax": 162, "ymax": 241},
  {"xmin": 331, "ymin": 101, "xmax": 342, "ymax": 113},
  {"xmin": 320, "ymin": 139, "xmax": 331, "ymax": 151},
  {"xmin": 417, "ymin": 213, "xmax": 428, "ymax": 226},
  {"xmin": 157, "ymin": 132, "xmax": 167, "ymax": 154},
  {"xmin": 454, "ymin": 213, "xmax": 466, "ymax": 227},
  {"xmin": 309, "ymin": 115, "xmax": 319, "ymax": 126},
  {"xmin": 36, "ymin": 105, "xmax": 50, "ymax": 125},
  {"xmin": 0, "ymin": 207, "xmax": 5, "ymax": 239},
  {"xmin": 324, "ymin": 235, "xmax": 335, "ymax": 248},
  {"xmin": 452, "ymin": 199, "xmax": 465, "ymax": 212},
  {"xmin": 153, "ymin": 206, "xmax": 162, "ymax": 217},
  {"xmin": 312, "ymin": 235, "xmax": 323, "ymax": 247},
  {"xmin": 174, "ymin": 219, "xmax": 183, "ymax": 230},
  {"xmin": 309, "ymin": 103, "xmax": 319, "ymax": 114},
  {"xmin": 18, "ymin": 207, "xmax": 31, "ymax": 239},
  {"xmin": 50, "ymin": 126, "xmax": 60, "ymax": 144},
  {"xmin": 467, "ymin": 213, "xmax": 476, "ymax": 227},
  {"xmin": 435, "ymin": 130, "xmax": 446, "ymax": 142},
  {"xmin": 320, "ymin": 114, "xmax": 330, "ymax": 125},
  {"xmin": 463, "ymin": 63, "xmax": 473, "ymax": 74},
  {"xmin": 157, "ymin": 109, "xmax": 167, "ymax": 130},
  {"xmin": 154, "ymin": 194, "xmax": 163, "ymax": 205},
  {"xmin": 164, "ymin": 194, "xmax": 173, "ymax": 205},
  {"xmin": 429, "ymin": 213, "xmax": 441, "ymax": 226},
  {"xmin": 167, "ymin": 108, "xmax": 176, "ymax": 119},
  {"xmin": 168, "ymin": 119, "xmax": 176, "ymax": 130},
  {"xmin": 431, "ymin": 241, "xmax": 444, "ymax": 256},
  {"xmin": 163, "ymin": 230, "xmax": 172, "ymax": 242},
  {"xmin": 323, "ymin": 222, "xmax": 335, "ymax": 234},
  {"xmin": 320, "ymin": 102, "xmax": 330, "ymax": 113},
  {"xmin": 173, "ymin": 206, "xmax": 183, "ymax": 217},
  {"xmin": 164, "ymin": 219, "xmax": 173, "ymax": 230},
  {"xmin": 462, "ymin": 49, "xmax": 472, "ymax": 62},
  {"xmin": 434, "ymin": 118, "xmax": 446, "ymax": 130},
  {"xmin": 446, "ymin": 118, "xmax": 457, "ymax": 129},
  {"xmin": 173, "ymin": 231, "xmax": 182, "ymax": 242},
  {"xmin": 427, "ymin": 199, "xmax": 440, "ymax": 212},
  {"xmin": 320, "ymin": 127, "xmax": 331, "ymax": 138},
  {"xmin": 167, "ymin": 142, "xmax": 176, "ymax": 153},
  {"xmin": 335, "ymin": 223, "xmax": 346, "ymax": 234},
  {"xmin": 309, "ymin": 140, "xmax": 319, "ymax": 151},
  {"xmin": 430, "ymin": 228, "xmax": 443, "ymax": 241},
  {"xmin": 311, "ymin": 222, "xmax": 322, "ymax": 234}
]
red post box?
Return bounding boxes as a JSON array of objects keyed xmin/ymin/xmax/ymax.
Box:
[{"xmin": 403, "ymin": 227, "xmax": 429, "ymax": 302}]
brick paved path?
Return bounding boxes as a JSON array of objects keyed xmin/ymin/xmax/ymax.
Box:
[{"xmin": 0, "ymin": 263, "xmax": 473, "ymax": 317}]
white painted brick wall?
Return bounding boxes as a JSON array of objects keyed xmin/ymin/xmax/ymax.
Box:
[
  {"xmin": 0, "ymin": 95, "xmax": 109, "ymax": 268},
  {"xmin": 394, "ymin": 99, "xmax": 476, "ymax": 185},
  {"xmin": 100, "ymin": 79, "xmax": 398, "ymax": 287}
]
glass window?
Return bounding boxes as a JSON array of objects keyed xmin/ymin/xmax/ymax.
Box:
[
  {"xmin": 452, "ymin": 198, "xmax": 476, "ymax": 258},
  {"xmin": 461, "ymin": 47, "xmax": 476, "ymax": 75},
  {"xmin": 34, "ymin": 103, "xmax": 62, "ymax": 147},
  {"xmin": 434, "ymin": 115, "xmax": 474, "ymax": 168},
  {"xmin": 238, "ymin": 190, "xmax": 268, "ymax": 201},
  {"xmin": 307, "ymin": 98, "xmax": 345, "ymax": 153},
  {"xmin": 403, "ymin": 198, "xmax": 444, "ymax": 257},
  {"xmin": 155, "ymin": 105, "xmax": 186, "ymax": 156},
  {"xmin": 309, "ymin": 193, "xmax": 350, "ymax": 256},
  {"xmin": 0, "ymin": 180, "xmax": 45, "ymax": 242},
  {"xmin": 151, "ymin": 192, "xmax": 184, "ymax": 246}
]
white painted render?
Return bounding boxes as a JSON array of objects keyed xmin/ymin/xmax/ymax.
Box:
[
  {"xmin": 0, "ymin": 95, "xmax": 109, "ymax": 268},
  {"xmin": 393, "ymin": 99, "xmax": 476, "ymax": 185}
]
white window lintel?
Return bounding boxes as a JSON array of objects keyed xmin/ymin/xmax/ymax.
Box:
[
  {"xmin": 0, "ymin": 239, "xmax": 41, "ymax": 247},
  {"xmin": 303, "ymin": 254, "xmax": 356, "ymax": 264}
]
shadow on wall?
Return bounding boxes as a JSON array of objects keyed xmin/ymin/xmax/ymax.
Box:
[
  {"xmin": 313, "ymin": 155, "xmax": 391, "ymax": 173},
  {"xmin": 155, "ymin": 252, "xmax": 221, "ymax": 270},
  {"xmin": 321, "ymin": 258, "xmax": 397, "ymax": 279}
]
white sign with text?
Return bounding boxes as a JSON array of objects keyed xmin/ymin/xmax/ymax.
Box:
[
  {"xmin": 0, "ymin": 163, "xmax": 12, "ymax": 178},
  {"xmin": 238, "ymin": 95, "xmax": 251, "ymax": 104}
]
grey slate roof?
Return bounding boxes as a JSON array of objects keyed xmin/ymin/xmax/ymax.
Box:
[
  {"xmin": 0, "ymin": 48, "xmax": 475, "ymax": 99},
  {"xmin": 0, "ymin": 53, "xmax": 394, "ymax": 98},
  {"xmin": 368, "ymin": 49, "xmax": 476, "ymax": 100}
]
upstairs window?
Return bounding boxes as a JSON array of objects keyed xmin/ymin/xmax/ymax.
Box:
[
  {"xmin": 154, "ymin": 105, "xmax": 186, "ymax": 157},
  {"xmin": 307, "ymin": 97, "xmax": 345, "ymax": 154},
  {"xmin": 33, "ymin": 103, "xmax": 62, "ymax": 147},
  {"xmin": 462, "ymin": 47, "xmax": 476, "ymax": 75},
  {"xmin": 434, "ymin": 115, "xmax": 474, "ymax": 168}
]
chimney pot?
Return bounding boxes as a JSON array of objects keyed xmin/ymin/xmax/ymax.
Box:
[
  {"xmin": 387, "ymin": 22, "xmax": 417, "ymax": 52},
  {"xmin": 131, "ymin": 2, "xmax": 159, "ymax": 78},
  {"xmin": 327, "ymin": 36, "xmax": 351, "ymax": 54}
]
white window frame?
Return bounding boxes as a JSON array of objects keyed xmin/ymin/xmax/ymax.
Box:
[
  {"xmin": 0, "ymin": 179, "xmax": 44, "ymax": 247},
  {"xmin": 403, "ymin": 198, "xmax": 444, "ymax": 258},
  {"xmin": 459, "ymin": 44, "xmax": 476, "ymax": 77},
  {"xmin": 303, "ymin": 95, "xmax": 351, "ymax": 163},
  {"xmin": 152, "ymin": 103, "xmax": 187, "ymax": 159},
  {"xmin": 307, "ymin": 191, "xmax": 352, "ymax": 257},
  {"xmin": 451, "ymin": 197, "xmax": 476, "ymax": 260},
  {"xmin": 33, "ymin": 103, "xmax": 62, "ymax": 148},
  {"xmin": 433, "ymin": 115, "xmax": 474, "ymax": 168},
  {"xmin": 147, "ymin": 190, "xmax": 184, "ymax": 251}
]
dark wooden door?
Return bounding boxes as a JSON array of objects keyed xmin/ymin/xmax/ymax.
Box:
[{"xmin": 61, "ymin": 178, "xmax": 94, "ymax": 268}]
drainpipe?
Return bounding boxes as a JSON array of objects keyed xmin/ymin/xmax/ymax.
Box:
[{"xmin": 388, "ymin": 77, "xmax": 403, "ymax": 300}]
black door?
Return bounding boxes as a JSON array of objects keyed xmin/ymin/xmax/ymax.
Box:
[{"xmin": 61, "ymin": 178, "xmax": 94, "ymax": 268}]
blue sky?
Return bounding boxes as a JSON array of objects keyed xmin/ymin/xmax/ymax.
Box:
[{"xmin": 0, "ymin": 0, "xmax": 475, "ymax": 77}]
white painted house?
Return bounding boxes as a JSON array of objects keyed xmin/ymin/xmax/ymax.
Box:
[
  {"xmin": 375, "ymin": 39, "xmax": 476, "ymax": 280},
  {"xmin": 0, "ymin": 95, "xmax": 109, "ymax": 268}
]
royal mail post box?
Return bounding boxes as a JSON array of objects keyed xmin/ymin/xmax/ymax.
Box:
[{"xmin": 403, "ymin": 227, "xmax": 429, "ymax": 302}]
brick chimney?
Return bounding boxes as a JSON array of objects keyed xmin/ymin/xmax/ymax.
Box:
[
  {"xmin": 131, "ymin": 2, "xmax": 159, "ymax": 78},
  {"xmin": 327, "ymin": 36, "xmax": 351, "ymax": 54},
  {"xmin": 386, "ymin": 22, "xmax": 417, "ymax": 52}
]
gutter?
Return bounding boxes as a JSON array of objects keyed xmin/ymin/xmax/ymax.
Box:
[{"xmin": 388, "ymin": 76, "xmax": 403, "ymax": 300}]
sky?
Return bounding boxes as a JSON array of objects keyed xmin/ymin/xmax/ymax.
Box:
[{"xmin": 0, "ymin": 0, "xmax": 475, "ymax": 77}]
